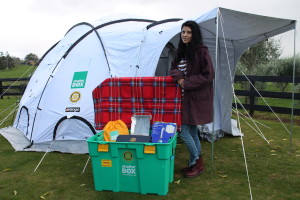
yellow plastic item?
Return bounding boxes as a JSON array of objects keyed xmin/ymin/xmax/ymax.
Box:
[
  {"xmin": 144, "ymin": 145, "xmax": 156, "ymax": 154},
  {"xmin": 103, "ymin": 120, "xmax": 129, "ymax": 142},
  {"xmin": 98, "ymin": 144, "xmax": 109, "ymax": 152}
]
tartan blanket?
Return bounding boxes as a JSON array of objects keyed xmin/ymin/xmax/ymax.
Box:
[{"xmin": 93, "ymin": 76, "xmax": 182, "ymax": 130}]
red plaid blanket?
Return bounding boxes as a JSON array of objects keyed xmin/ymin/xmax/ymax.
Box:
[{"xmin": 93, "ymin": 76, "xmax": 182, "ymax": 130}]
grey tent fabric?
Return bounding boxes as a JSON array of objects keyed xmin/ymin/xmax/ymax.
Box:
[
  {"xmin": 0, "ymin": 126, "xmax": 88, "ymax": 153},
  {"xmin": 199, "ymin": 8, "xmax": 296, "ymax": 136}
]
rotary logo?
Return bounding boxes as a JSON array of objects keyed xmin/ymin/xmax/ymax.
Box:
[
  {"xmin": 70, "ymin": 91, "xmax": 81, "ymax": 103},
  {"xmin": 123, "ymin": 151, "xmax": 133, "ymax": 162}
]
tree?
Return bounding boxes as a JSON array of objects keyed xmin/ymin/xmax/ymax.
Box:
[
  {"xmin": 236, "ymin": 38, "xmax": 282, "ymax": 104},
  {"xmin": 271, "ymin": 56, "xmax": 300, "ymax": 91},
  {"xmin": 12, "ymin": 57, "xmax": 20, "ymax": 66},
  {"xmin": 0, "ymin": 52, "xmax": 15, "ymax": 70},
  {"xmin": 25, "ymin": 53, "xmax": 39, "ymax": 65},
  {"xmin": 239, "ymin": 38, "xmax": 282, "ymax": 72}
]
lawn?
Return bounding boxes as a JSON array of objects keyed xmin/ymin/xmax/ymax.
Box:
[
  {"xmin": 0, "ymin": 67, "xmax": 299, "ymax": 199},
  {"xmin": 0, "ymin": 96, "xmax": 300, "ymax": 200},
  {"xmin": 0, "ymin": 65, "xmax": 36, "ymax": 79}
]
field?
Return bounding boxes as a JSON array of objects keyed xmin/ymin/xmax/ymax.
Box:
[
  {"xmin": 0, "ymin": 65, "xmax": 36, "ymax": 79},
  {"xmin": 0, "ymin": 66, "xmax": 300, "ymax": 200}
]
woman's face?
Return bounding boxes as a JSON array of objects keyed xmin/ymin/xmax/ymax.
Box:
[{"xmin": 181, "ymin": 26, "xmax": 192, "ymax": 44}]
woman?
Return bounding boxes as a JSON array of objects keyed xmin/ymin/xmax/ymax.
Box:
[{"xmin": 170, "ymin": 20, "xmax": 215, "ymax": 178}]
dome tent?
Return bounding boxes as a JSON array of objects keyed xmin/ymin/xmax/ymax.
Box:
[{"xmin": 1, "ymin": 7, "xmax": 296, "ymax": 153}]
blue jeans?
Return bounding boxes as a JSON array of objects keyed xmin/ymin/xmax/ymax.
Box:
[{"xmin": 180, "ymin": 124, "xmax": 201, "ymax": 167}]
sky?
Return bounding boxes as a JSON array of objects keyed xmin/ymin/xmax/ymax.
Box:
[{"xmin": 0, "ymin": 0, "xmax": 299, "ymax": 59}]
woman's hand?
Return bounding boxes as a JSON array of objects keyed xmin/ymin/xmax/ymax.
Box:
[{"xmin": 177, "ymin": 79, "xmax": 184, "ymax": 88}]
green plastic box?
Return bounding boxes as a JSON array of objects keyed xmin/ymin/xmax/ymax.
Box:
[{"xmin": 86, "ymin": 131, "xmax": 177, "ymax": 195}]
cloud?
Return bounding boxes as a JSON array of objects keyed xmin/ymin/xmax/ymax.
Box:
[
  {"xmin": 30, "ymin": 0, "xmax": 112, "ymax": 16},
  {"xmin": 0, "ymin": 0, "xmax": 299, "ymax": 59}
]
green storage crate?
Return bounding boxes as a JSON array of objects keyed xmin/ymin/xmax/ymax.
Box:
[{"xmin": 86, "ymin": 131, "xmax": 177, "ymax": 195}]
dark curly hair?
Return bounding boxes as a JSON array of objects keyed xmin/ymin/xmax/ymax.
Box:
[{"xmin": 176, "ymin": 20, "xmax": 203, "ymax": 63}]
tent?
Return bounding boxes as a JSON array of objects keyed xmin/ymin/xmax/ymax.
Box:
[{"xmin": 0, "ymin": 7, "xmax": 296, "ymax": 153}]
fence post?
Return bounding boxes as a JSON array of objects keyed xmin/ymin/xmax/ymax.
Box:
[
  {"xmin": 249, "ymin": 80, "xmax": 255, "ymax": 116},
  {"xmin": 0, "ymin": 80, "xmax": 3, "ymax": 99}
]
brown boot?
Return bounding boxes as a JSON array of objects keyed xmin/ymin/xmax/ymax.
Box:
[
  {"xmin": 184, "ymin": 158, "xmax": 204, "ymax": 178},
  {"xmin": 181, "ymin": 165, "xmax": 193, "ymax": 173},
  {"xmin": 184, "ymin": 164, "xmax": 200, "ymax": 178},
  {"xmin": 196, "ymin": 157, "xmax": 205, "ymax": 174}
]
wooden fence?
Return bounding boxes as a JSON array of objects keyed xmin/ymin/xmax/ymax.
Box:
[
  {"xmin": 1, "ymin": 76, "xmax": 299, "ymax": 115},
  {"xmin": 234, "ymin": 75, "xmax": 300, "ymax": 116},
  {"xmin": 0, "ymin": 78, "xmax": 29, "ymax": 99}
]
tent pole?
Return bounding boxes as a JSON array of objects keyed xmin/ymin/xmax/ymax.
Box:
[
  {"xmin": 290, "ymin": 21, "xmax": 297, "ymax": 155},
  {"xmin": 33, "ymin": 140, "xmax": 55, "ymax": 172},
  {"xmin": 211, "ymin": 7, "xmax": 220, "ymax": 178},
  {"xmin": 82, "ymin": 156, "xmax": 91, "ymax": 174}
]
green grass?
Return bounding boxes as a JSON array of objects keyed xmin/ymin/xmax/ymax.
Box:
[
  {"xmin": 235, "ymin": 96, "xmax": 300, "ymax": 109},
  {"xmin": 0, "ymin": 65, "xmax": 36, "ymax": 79},
  {"xmin": 1, "ymin": 96, "xmax": 300, "ymax": 200}
]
